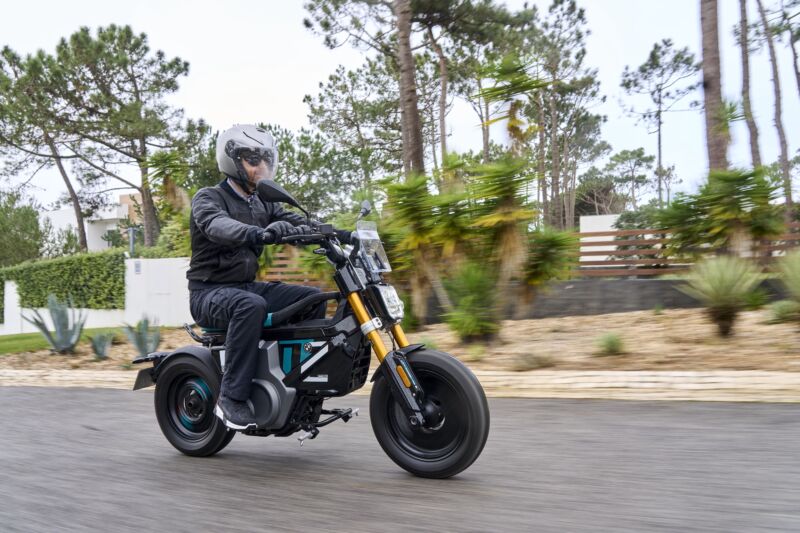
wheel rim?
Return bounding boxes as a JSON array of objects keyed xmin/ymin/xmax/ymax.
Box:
[
  {"xmin": 385, "ymin": 366, "xmax": 467, "ymax": 462},
  {"xmin": 167, "ymin": 374, "xmax": 216, "ymax": 442}
]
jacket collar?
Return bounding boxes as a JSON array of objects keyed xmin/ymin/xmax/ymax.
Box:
[{"xmin": 219, "ymin": 178, "xmax": 255, "ymax": 203}]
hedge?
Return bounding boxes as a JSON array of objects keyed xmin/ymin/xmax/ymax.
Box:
[{"xmin": 0, "ymin": 250, "xmax": 126, "ymax": 323}]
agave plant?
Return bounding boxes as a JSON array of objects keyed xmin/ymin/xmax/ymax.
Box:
[
  {"xmin": 89, "ymin": 333, "xmax": 114, "ymax": 360},
  {"xmin": 680, "ymin": 256, "xmax": 762, "ymax": 336},
  {"xmin": 23, "ymin": 294, "xmax": 86, "ymax": 354},
  {"xmin": 124, "ymin": 317, "xmax": 161, "ymax": 357}
]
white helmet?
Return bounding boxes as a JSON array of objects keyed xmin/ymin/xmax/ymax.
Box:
[{"xmin": 216, "ymin": 124, "xmax": 279, "ymax": 190}]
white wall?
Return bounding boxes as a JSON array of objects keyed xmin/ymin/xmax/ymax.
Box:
[
  {"xmin": 579, "ymin": 214, "xmax": 620, "ymax": 264},
  {"xmin": 0, "ymin": 281, "xmax": 125, "ymax": 336},
  {"xmin": 0, "ymin": 257, "xmax": 193, "ymax": 336},
  {"xmin": 124, "ymin": 257, "xmax": 192, "ymax": 327}
]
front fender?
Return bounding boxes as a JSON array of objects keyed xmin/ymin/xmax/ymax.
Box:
[{"xmin": 132, "ymin": 345, "xmax": 219, "ymax": 390}]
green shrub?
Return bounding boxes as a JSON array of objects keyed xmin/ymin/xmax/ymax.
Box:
[
  {"xmin": 23, "ymin": 294, "xmax": 86, "ymax": 354},
  {"xmin": 444, "ymin": 262, "xmax": 500, "ymax": 342},
  {"xmin": 523, "ymin": 228, "xmax": 578, "ymax": 288},
  {"xmin": 464, "ymin": 344, "xmax": 486, "ymax": 362},
  {"xmin": 124, "ymin": 317, "xmax": 161, "ymax": 357},
  {"xmin": 512, "ymin": 352, "xmax": 555, "ymax": 371},
  {"xmin": 744, "ymin": 287, "xmax": 769, "ymax": 310},
  {"xmin": 89, "ymin": 333, "xmax": 114, "ymax": 360},
  {"xmin": 653, "ymin": 304, "xmax": 664, "ymax": 315},
  {"xmin": 399, "ymin": 291, "xmax": 419, "ymax": 332},
  {"xmin": 417, "ymin": 336, "xmax": 439, "ymax": 350},
  {"xmin": 0, "ymin": 250, "xmax": 125, "ymax": 311},
  {"xmin": 680, "ymin": 256, "xmax": 761, "ymax": 337},
  {"xmin": 768, "ymin": 300, "xmax": 800, "ymax": 324},
  {"xmin": 596, "ymin": 333, "xmax": 624, "ymax": 356}
]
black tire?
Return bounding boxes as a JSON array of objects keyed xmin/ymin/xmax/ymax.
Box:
[
  {"xmin": 370, "ymin": 349, "xmax": 490, "ymax": 478},
  {"xmin": 154, "ymin": 356, "xmax": 235, "ymax": 457}
]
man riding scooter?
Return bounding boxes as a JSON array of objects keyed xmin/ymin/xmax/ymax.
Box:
[{"xmin": 186, "ymin": 124, "xmax": 351, "ymax": 430}]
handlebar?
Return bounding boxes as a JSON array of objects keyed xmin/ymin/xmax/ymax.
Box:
[{"xmin": 279, "ymin": 233, "xmax": 328, "ymax": 245}]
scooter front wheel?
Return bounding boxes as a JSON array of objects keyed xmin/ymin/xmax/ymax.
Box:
[
  {"xmin": 154, "ymin": 356, "xmax": 234, "ymax": 457},
  {"xmin": 370, "ymin": 349, "xmax": 490, "ymax": 478}
]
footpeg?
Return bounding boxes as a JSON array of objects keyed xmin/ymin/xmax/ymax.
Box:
[{"xmin": 297, "ymin": 427, "xmax": 319, "ymax": 446}]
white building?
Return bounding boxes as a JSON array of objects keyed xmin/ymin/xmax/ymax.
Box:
[{"xmin": 42, "ymin": 203, "xmax": 131, "ymax": 251}]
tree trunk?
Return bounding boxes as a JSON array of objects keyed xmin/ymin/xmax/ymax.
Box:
[
  {"xmin": 480, "ymin": 81, "xmax": 490, "ymax": 162},
  {"xmin": 537, "ymin": 92, "xmax": 548, "ymax": 225},
  {"xmin": 548, "ymin": 84, "xmax": 562, "ymax": 229},
  {"xmin": 756, "ymin": 0, "xmax": 793, "ymax": 211},
  {"xmin": 786, "ymin": 9, "xmax": 800, "ymax": 99},
  {"xmin": 44, "ymin": 134, "xmax": 87, "ymax": 252},
  {"xmin": 700, "ymin": 0, "xmax": 730, "ymax": 171},
  {"xmin": 656, "ymin": 104, "xmax": 664, "ymax": 208},
  {"xmin": 138, "ymin": 164, "xmax": 160, "ymax": 247},
  {"xmin": 394, "ymin": 0, "xmax": 426, "ymax": 178},
  {"xmin": 739, "ymin": 0, "xmax": 763, "ymax": 168},
  {"xmin": 494, "ymin": 222, "xmax": 526, "ymax": 318},
  {"xmin": 421, "ymin": 254, "xmax": 454, "ymax": 315},
  {"xmin": 427, "ymin": 27, "xmax": 448, "ymax": 166},
  {"xmin": 791, "ymin": 37, "xmax": 800, "ymax": 100}
]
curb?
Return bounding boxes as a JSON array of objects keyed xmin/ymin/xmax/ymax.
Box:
[{"xmin": 2, "ymin": 369, "xmax": 799, "ymax": 402}]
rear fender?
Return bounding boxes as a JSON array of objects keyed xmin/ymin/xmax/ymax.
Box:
[{"xmin": 131, "ymin": 345, "xmax": 219, "ymax": 390}]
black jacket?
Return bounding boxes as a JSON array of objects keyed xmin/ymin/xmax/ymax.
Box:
[{"xmin": 186, "ymin": 180, "xmax": 305, "ymax": 289}]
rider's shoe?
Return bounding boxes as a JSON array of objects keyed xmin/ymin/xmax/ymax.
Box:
[{"xmin": 214, "ymin": 395, "xmax": 257, "ymax": 430}]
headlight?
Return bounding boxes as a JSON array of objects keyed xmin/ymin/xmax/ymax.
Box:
[{"xmin": 376, "ymin": 285, "xmax": 404, "ymax": 321}]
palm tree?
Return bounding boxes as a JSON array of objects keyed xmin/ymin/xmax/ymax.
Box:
[
  {"xmin": 700, "ymin": 0, "xmax": 730, "ymax": 171},
  {"xmin": 467, "ymin": 157, "xmax": 535, "ymax": 315}
]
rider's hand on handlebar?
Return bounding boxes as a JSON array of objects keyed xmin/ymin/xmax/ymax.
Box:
[
  {"xmin": 334, "ymin": 228, "xmax": 353, "ymax": 244},
  {"xmin": 261, "ymin": 221, "xmax": 314, "ymax": 244}
]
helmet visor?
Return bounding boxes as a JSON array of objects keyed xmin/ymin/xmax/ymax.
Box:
[{"xmin": 237, "ymin": 147, "xmax": 275, "ymax": 181}]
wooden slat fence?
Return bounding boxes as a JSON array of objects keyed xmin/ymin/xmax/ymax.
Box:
[
  {"xmin": 260, "ymin": 249, "xmax": 329, "ymax": 288},
  {"xmin": 573, "ymin": 222, "xmax": 800, "ymax": 278}
]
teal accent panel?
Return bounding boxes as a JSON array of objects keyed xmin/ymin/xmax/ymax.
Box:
[
  {"xmin": 263, "ymin": 313, "xmax": 272, "ymax": 327},
  {"xmin": 278, "ymin": 339, "xmax": 313, "ymax": 372},
  {"xmin": 282, "ymin": 347, "xmax": 293, "ymax": 374}
]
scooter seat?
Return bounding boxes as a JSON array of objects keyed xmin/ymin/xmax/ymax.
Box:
[{"xmin": 200, "ymin": 314, "xmax": 275, "ymax": 336}]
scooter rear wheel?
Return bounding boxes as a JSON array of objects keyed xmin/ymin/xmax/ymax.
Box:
[
  {"xmin": 154, "ymin": 356, "xmax": 234, "ymax": 457},
  {"xmin": 370, "ymin": 349, "xmax": 490, "ymax": 478}
]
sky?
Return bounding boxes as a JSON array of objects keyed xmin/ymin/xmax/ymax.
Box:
[{"xmin": 1, "ymin": 0, "xmax": 798, "ymax": 207}]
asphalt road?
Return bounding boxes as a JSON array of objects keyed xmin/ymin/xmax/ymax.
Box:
[{"xmin": 1, "ymin": 388, "xmax": 799, "ymax": 532}]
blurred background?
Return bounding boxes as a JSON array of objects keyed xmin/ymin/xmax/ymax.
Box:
[{"xmin": 3, "ymin": 1, "xmax": 800, "ymax": 531}]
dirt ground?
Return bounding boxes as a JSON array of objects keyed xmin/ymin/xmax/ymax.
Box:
[{"xmin": 2, "ymin": 308, "xmax": 800, "ymax": 372}]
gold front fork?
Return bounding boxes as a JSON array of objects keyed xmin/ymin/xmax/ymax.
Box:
[{"xmin": 346, "ymin": 292, "xmax": 410, "ymax": 361}]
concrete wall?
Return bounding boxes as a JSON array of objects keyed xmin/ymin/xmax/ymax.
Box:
[{"xmin": 423, "ymin": 278, "xmax": 789, "ymax": 322}]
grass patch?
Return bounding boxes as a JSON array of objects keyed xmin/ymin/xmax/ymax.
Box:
[
  {"xmin": 595, "ymin": 333, "xmax": 624, "ymax": 356},
  {"xmin": 0, "ymin": 327, "xmax": 124, "ymax": 356}
]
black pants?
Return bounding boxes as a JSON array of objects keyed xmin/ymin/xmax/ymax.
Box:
[{"xmin": 189, "ymin": 282, "xmax": 325, "ymax": 401}]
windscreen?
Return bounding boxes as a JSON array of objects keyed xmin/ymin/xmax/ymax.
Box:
[{"xmin": 355, "ymin": 221, "xmax": 391, "ymax": 273}]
